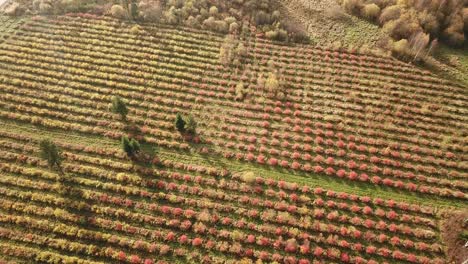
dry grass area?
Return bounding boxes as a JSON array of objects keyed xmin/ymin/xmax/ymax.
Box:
[
  {"xmin": 432, "ymin": 45, "xmax": 468, "ymax": 87},
  {"xmin": 279, "ymin": 0, "xmax": 384, "ymax": 48}
]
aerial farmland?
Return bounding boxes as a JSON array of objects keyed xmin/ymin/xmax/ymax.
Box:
[{"xmin": 0, "ymin": 0, "xmax": 466, "ymax": 263}]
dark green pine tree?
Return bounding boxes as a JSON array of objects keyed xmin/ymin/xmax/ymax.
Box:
[
  {"xmin": 184, "ymin": 114, "xmax": 197, "ymax": 135},
  {"xmin": 39, "ymin": 139, "xmax": 62, "ymax": 169},
  {"xmin": 129, "ymin": 138, "xmax": 141, "ymax": 153},
  {"xmin": 111, "ymin": 96, "xmax": 129, "ymax": 121},
  {"xmin": 121, "ymin": 136, "xmax": 133, "ymax": 156},
  {"xmin": 175, "ymin": 113, "xmax": 186, "ymax": 133},
  {"xmin": 122, "ymin": 136, "xmax": 141, "ymax": 157}
]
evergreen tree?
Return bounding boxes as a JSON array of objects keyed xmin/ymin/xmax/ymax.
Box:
[
  {"xmin": 129, "ymin": 138, "xmax": 141, "ymax": 153},
  {"xmin": 111, "ymin": 96, "xmax": 129, "ymax": 121},
  {"xmin": 39, "ymin": 139, "xmax": 62, "ymax": 170},
  {"xmin": 121, "ymin": 136, "xmax": 133, "ymax": 156},
  {"xmin": 121, "ymin": 136, "xmax": 140, "ymax": 157},
  {"xmin": 185, "ymin": 114, "xmax": 197, "ymax": 135},
  {"xmin": 38, "ymin": 139, "xmax": 82, "ymax": 200},
  {"xmin": 175, "ymin": 113, "xmax": 186, "ymax": 133}
]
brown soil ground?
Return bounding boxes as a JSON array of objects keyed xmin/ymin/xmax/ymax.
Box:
[{"xmin": 440, "ymin": 210, "xmax": 468, "ymax": 264}]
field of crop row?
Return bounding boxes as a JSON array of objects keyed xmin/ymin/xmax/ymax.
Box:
[
  {"xmin": 0, "ymin": 13, "xmax": 466, "ymax": 263},
  {"xmin": 0, "ymin": 14, "xmax": 465, "ymax": 203},
  {"xmin": 0, "ymin": 128, "xmax": 448, "ymax": 263}
]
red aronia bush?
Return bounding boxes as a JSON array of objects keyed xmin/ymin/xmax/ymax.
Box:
[{"xmin": 192, "ymin": 238, "xmax": 203, "ymax": 246}]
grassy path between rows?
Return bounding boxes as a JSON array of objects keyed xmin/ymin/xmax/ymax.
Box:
[{"xmin": 1, "ymin": 118, "xmax": 466, "ymax": 210}]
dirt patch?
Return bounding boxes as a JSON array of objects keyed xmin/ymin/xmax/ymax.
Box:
[{"xmin": 440, "ymin": 209, "xmax": 468, "ymax": 264}]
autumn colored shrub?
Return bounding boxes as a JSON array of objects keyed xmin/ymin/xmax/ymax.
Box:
[
  {"xmin": 117, "ymin": 251, "xmax": 126, "ymax": 261},
  {"xmin": 192, "ymin": 238, "xmax": 203, "ymax": 246}
]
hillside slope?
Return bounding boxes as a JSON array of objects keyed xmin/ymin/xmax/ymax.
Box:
[
  {"xmin": 279, "ymin": 0, "xmax": 384, "ymax": 47},
  {"xmin": 0, "ymin": 13, "xmax": 466, "ymax": 264}
]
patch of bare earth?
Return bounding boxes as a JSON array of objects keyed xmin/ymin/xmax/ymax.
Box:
[{"xmin": 440, "ymin": 210, "xmax": 468, "ymax": 264}]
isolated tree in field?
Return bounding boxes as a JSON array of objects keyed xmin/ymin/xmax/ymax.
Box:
[
  {"xmin": 121, "ymin": 136, "xmax": 140, "ymax": 157},
  {"xmin": 175, "ymin": 113, "xmax": 186, "ymax": 133},
  {"xmin": 130, "ymin": 25, "xmax": 141, "ymax": 34},
  {"xmin": 39, "ymin": 139, "xmax": 62, "ymax": 169},
  {"xmin": 256, "ymin": 73, "xmax": 266, "ymax": 89},
  {"xmin": 219, "ymin": 35, "xmax": 249, "ymax": 66},
  {"xmin": 111, "ymin": 96, "xmax": 128, "ymax": 121},
  {"xmin": 241, "ymin": 171, "xmax": 256, "ymax": 184},
  {"xmin": 184, "ymin": 114, "xmax": 197, "ymax": 135},
  {"xmin": 265, "ymin": 72, "xmax": 280, "ymax": 95},
  {"xmin": 122, "ymin": 136, "xmax": 132, "ymax": 155},
  {"xmin": 219, "ymin": 45, "xmax": 231, "ymax": 65},
  {"xmin": 219, "ymin": 35, "xmax": 236, "ymax": 65},
  {"xmin": 130, "ymin": 138, "xmax": 140, "ymax": 153},
  {"xmin": 38, "ymin": 139, "xmax": 79, "ymax": 197},
  {"xmin": 236, "ymin": 43, "xmax": 247, "ymax": 56},
  {"xmin": 235, "ymin": 81, "xmax": 246, "ymax": 100}
]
